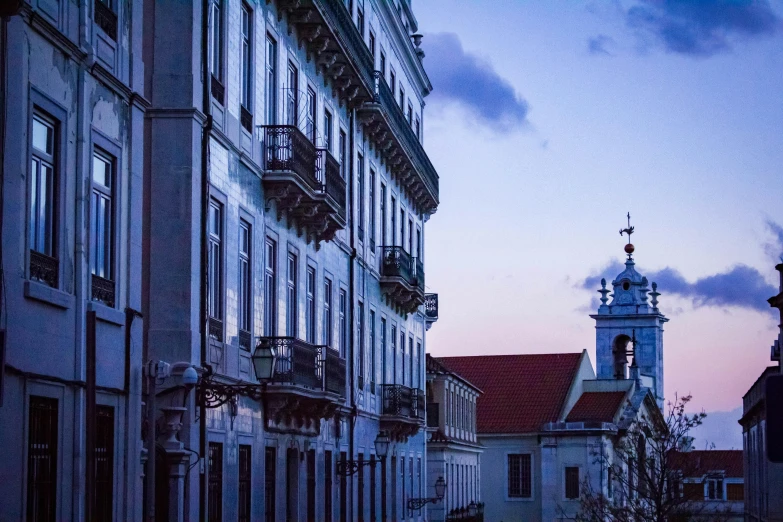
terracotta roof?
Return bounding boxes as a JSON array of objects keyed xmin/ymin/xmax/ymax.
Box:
[
  {"xmin": 435, "ymin": 353, "xmax": 583, "ymax": 434},
  {"xmin": 566, "ymin": 391, "xmax": 627, "ymax": 423},
  {"xmin": 670, "ymin": 450, "xmax": 743, "ymax": 478},
  {"xmin": 426, "ymin": 354, "xmax": 483, "ymax": 393}
]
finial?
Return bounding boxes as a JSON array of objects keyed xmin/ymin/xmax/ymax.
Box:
[
  {"xmin": 640, "ymin": 277, "xmax": 649, "ymax": 304},
  {"xmin": 650, "ymin": 281, "xmax": 660, "ymax": 310},
  {"xmin": 619, "ymin": 212, "xmax": 635, "ymax": 259},
  {"xmin": 598, "ymin": 278, "xmax": 610, "ymax": 306}
]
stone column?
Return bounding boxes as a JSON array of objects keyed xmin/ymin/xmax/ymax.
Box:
[{"xmin": 160, "ymin": 407, "xmax": 190, "ymax": 522}]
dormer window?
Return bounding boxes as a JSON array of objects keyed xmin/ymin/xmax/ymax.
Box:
[{"xmin": 622, "ymin": 280, "xmax": 631, "ymax": 291}]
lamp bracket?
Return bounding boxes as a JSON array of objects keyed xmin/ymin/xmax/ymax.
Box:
[
  {"xmin": 197, "ymin": 373, "xmax": 266, "ymax": 409},
  {"xmin": 407, "ymin": 497, "xmax": 441, "ymax": 513}
]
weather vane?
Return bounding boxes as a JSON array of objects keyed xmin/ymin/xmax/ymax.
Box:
[{"xmin": 619, "ymin": 212, "xmax": 635, "ymax": 258}]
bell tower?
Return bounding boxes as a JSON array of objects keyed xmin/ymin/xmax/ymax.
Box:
[{"xmin": 590, "ymin": 215, "xmax": 668, "ymax": 406}]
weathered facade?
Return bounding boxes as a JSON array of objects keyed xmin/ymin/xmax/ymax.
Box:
[
  {"xmin": 143, "ymin": 0, "xmax": 439, "ymax": 521},
  {"xmin": 0, "ymin": 1, "xmax": 147, "ymax": 520}
]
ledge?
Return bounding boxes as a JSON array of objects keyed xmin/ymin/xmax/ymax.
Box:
[
  {"xmin": 24, "ymin": 281, "xmax": 74, "ymax": 310},
  {"xmin": 87, "ymin": 301, "xmax": 125, "ymax": 326}
]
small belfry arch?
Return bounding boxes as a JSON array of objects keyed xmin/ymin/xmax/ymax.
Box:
[{"xmin": 612, "ymin": 334, "xmax": 632, "ymax": 379}]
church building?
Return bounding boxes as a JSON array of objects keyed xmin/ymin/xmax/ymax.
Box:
[{"xmin": 440, "ymin": 229, "xmax": 667, "ymax": 521}]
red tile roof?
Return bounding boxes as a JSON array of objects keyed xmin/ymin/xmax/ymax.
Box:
[
  {"xmin": 436, "ymin": 353, "xmax": 583, "ymax": 434},
  {"xmin": 670, "ymin": 450, "xmax": 743, "ymax": 478},
  {"xmin": 566, "ymin": 391, "xmax": 627, "ymax": 423}
]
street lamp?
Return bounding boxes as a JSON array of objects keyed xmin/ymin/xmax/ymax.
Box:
[
  {"xmin": 407, "ymin": 476, "xmax": 447, "ymax": 514},
  {"xmin": 197, "ymin": 338, "xmax": 277, "ymax": 408},
  {"xmin": 335, "ymin": 431, "xmax": 390, "ymax": 476},
  {"xmin": 468, "ymin": 501, "xmax": 477, "ymax": 516},
  {"xmin": 251, "ymin": 338, "xmax": 277, "ymax": 381}
]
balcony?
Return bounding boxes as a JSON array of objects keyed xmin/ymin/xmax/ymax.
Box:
[
  {"xmin": 424, "ymin": 293, "xmax": 438, "ymax": 328},
  {"xmin": 262, "ymin": 125, "xmax": 347, "ymax": 245},
  {"xmin": 380, "ymin": 384, "xmax": 425, "ymax": 441},
  {"xmin": 358, "ymin": 72, "xmax": 439, "ymax": 216},
  {"xmin": 379, "ymin": 246, "xmax": 425, "ymax": 314},
  {"xmin": 259, "ymin": 336, "xmax": 347, "ymax": 436},
  {"xmin": 275, "ymin": 0, "xmax": 375, "ymax": 106}
]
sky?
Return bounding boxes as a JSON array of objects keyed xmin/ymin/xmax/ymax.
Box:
[{"xmin": 414, "ymin": 0, "xmax": 783, "ymax": 449}]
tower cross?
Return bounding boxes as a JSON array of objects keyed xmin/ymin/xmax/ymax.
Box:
[{"xmin": 619, "ymin": 212, "xmax": 634, "ymax": 244}]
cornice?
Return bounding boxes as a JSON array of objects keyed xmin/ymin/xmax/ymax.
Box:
[{"xmin": 374, "ymin": 0, "xmax": 431, "ymax": 98}]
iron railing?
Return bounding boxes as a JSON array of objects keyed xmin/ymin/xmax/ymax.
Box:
[
  {"xmin": 412, "ymin": 388, "xmax": 425, "ymax": 419},
  {"xmin": 427, "ymin": 402, "xmax": 439, "ymax": 428},
  {"xmin": 264, "ymin": 125, "xmax": 320, "ymax": 192},
  {"xmin": 30, "ymin": 250, "xmax": 58, "ymax": 288},
  {"xmin": 380, "ymin": 246, "xmax": 424, "ymax": 288},
  {"xmin": 424, "ymin": 293, "xmax": 438, "ymax": 321},
  {"xmin": 91, "ymin": 274, "xmax": 115, "ymax": 308},
  {"xmin": 259, "ymin": 337, "xmax": 346, "ymax": 396},
  {"xmin": 445, "ymin": 503, "xmax": 485, "ymax": 522},
  {"xmin": 371, "ymin": 71, "xmax": 439, "ymax": 201},
  {"xmin": 317, "ymin": 148, "xmax": 347, "ymax": 218},
  {"xmin": 94, "ymin": 0, "xmax": 117, "ymax": 40},
  {"xmin": 211, "ymin": 75, "xmax": 225, "ymax": 103},
  {"xmin": 209, "ymin": 317, "xmax": 224, "ymax": 342},
  {"xmin": 381, "ymin": 385, "xmax": 424, "ymax": 420},
  {"xmin": 322, "ymin": 346, "xmax": 347, "ymax": 397}
]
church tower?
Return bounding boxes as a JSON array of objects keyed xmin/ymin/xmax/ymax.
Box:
[{"xmin": 590, "ymin": 216, "xmax": 668, "ymax": 406}]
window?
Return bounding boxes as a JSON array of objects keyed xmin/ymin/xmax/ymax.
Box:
[
  {"xmin": 369, "ymin": 31, "xmax": 376, "ymax": 62},
  {"xmin": 339, "ymin": 130, "xmax": 347, "ymax": 179},
  {"xmin": 414, "ymin": 117, "xmax": 420, "ymax": 140},
  {"xmin": 358, "ymin": 301, "xmax": 365, "ymax": 388},
  {"xmin": 357, "ymin": 6, "xmax": 364, "ymax": 37},
  {"xmin": 239, "ymin": 220, "xmax": 252, "ymax": 350},
  {"xmin": 507, "ymin": 454, "xmax": 532, "ymax": 498},
  {"xmin": 27, "ymin": 396, "xmax": 58, "ymax": 522},
  {"xmin": 29, "ymin": 113, "xmax": 59, "ymax": 288},
  {"xmin": 390, "ymin": 325, "xmax": 397, "ymax": 383},
  {"xmin": 208, "ymin": 442, "xmax": 223, "ymax": 522},
  {"xmin": 607, "ymin": 467, "xmax": 614, "ymax": 499},
  {"xmin": 306, "ymin": 87, "xmax": 316, "ymax": 143},
  {"xmin": 416, "ymin": 342, "xmax": 422, "ymax": 389},
  {"xmin": 210, "ymin": 0, "xmax": 224, "ymax": 100},
  {"xmin": 286, "ymin": 253, "xmax": 297, "ymax": 337},
  {"xmin": 264, "ymin": 239, "xmax": 277, "ymax": 335},
  {"xmin": 238, "ymin": 445, "xmax": 251, "ymax": 522},
  {"xmin": 208, "ymin": 199, "xmax": 223, "ymax": 339},
  {"xmin": 266, "ymin": 36, "xmax": 277, "ymax": 124},
  {"xmin": 369, "ymin": 310, "xmax": 376, "ymax": 389},
  {"xmin": 407, "ymin": 104, "xmax": 413, "ymax": 125},
  {"xmin": 325, "ymin": 451, "xmax": 333, "ymax": 522},
  {"xmin": 94, "ymin": 406, "xmax": 115, "ymax": 521},
  {"xmin": 708, "ymin": 478, "xmax": 724, "ymax": 500},
  {"xmin": 307, "ymin": 450, "xmax": 316, "ymax": 521},
  {"xmin": 380, "ymin": 50, "xmax": 386, "ymax": 76},
  {"xmin": 286, "ymin": 62, "xmax": 298, "ymax": 126},
  {"xmin": 324, "ymin": 110, "xmax": 333, "ymax": 152},
  {"xmin": 401, "ymin": 458, "xmax": 406, "ymax": 515},
  {"xmin": 391, "ymin": 457, "xmax": 397, "ymax": 520},
  {"xmin": 357, "ymin": 154, "xmax": 364, "ymax": 242},
  {"xmin": 408, "ymin": 336, "xmax": 413, "ymax": 388},
  {"xmin": 380, "ymin": 183, "xmax": 386, "ymax": 248},
  {"xmin": 400, "ymin": 329, "xmax": 406, "ymax": 385},
  {"xmin": 390, "ymin": 196, "xmax": 396, "ymax": 245},
  {"xmin": 565, "ymin": 467, "xmax": 580, "ymax": 500},
  {"xmin": 369, "ymin": 169, "xmax": 376, "ymax": 250},
  {"xmin": 407, "ymin": 218, "xmax": 413, "ymax": 253},
  {"xmin": 399, "ymin": 87, "xmax": 405, "ymax": 109},
  {"xmin": 91, "ymin": 149, "xmax": 116, "ymax": 307},
  {"xmin": 339, "ymin": 289, "xmax": 347, "ymax": 358},
  {"xmin": 264, "ymin": 447, "xmax": 276, "ymax": 522},
  {"xmin": 390, "ymin": 68, "xmax": 396, "ymax": 96},
  {"xmin": 240, "ymin": 4, "xmax": 253, "ymax": 131},
  {"xmin": 95, "ymin": 0, "xmax": 118, "ymax": 40},
  {"xmin": 324, "ymin": 278, "xmax": 333, "ymax": 346},
  {"xmin": 416, "ymin": 228, "xmax": 421, "ymax": 259},
  {"xmin": 306, "ymin": 266, "xmax": 316, "ymax": 343},
  {"xmin": 399, "ymin": 208, "xmax": 404, "ymax": 249},
  {"xmin": 380, "ymin": 318, "xmax": 387, "ymax": 383}
]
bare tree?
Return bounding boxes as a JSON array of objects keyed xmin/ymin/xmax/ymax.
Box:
[{"xmin": 567, "ymin": 394, "xmax": 731, "ymax": 522}]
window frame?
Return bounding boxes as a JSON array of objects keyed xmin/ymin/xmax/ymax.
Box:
[
  {"xmin": 266, "ymin": 35, "xmax": 278, "ymax": 125},
  {"xmin": 323, "ymin": 276, "xmax": 333, "ymax": 347},
  {"xmin": 238, "ymin": 217, "xmax": 253, "ymax": 346},
  {"xmin": 264, "ymin": 237, "xmax": 277, "ymax": 335},
  {"xmin": 306, "ymin": 264, "xmax": 316, "ymax": 343},
  {"xmin": 286, "ymin": 61, "xmax": 299, "ymax": 127},
  {"xmin": 240, "ymin": 2, "xmax": 253, "ymax": 112},
  {"xmin": 506, "ymin": 453, "xmax": 533, "ymax": 500},
  {"xmin": 306, "ymin": 85, "xmax": 317, "ymax": 143},
  {"xmin": 286, "ymin": 250, "xmax": 298, "ymax": 338},
  {"xmin": 207, "ymin": 196, "xmax": 225, "ymax": 326}
]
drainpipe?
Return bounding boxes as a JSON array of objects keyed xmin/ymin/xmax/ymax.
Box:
[
  {"xmin": 199, "ymin": 0, "xmax": 212, "ymax": 520},
  {"xmin": 348, "ymin": 106, "xmax": 357, "ymax": 522}
]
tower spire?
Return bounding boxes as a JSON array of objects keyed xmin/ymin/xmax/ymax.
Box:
[{"xmin": 619, "ymin": 212, "xmax": 635, "ymax": 259}]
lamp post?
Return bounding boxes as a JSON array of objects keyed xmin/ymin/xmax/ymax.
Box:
[
  {"xmin": 335, "ymin": 431, "xmax": 390, "ymax": 476},
  {"xmin": 196, "ymin": 338, "xmax": 277, "ymax": 407},
  {"xmin": 407, "ymin": 476, "xmax": 447, "ymax": 515}
]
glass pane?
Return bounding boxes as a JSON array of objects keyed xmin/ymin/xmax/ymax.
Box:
[
  {"xmin": 41, "ymin": 164, "xmax": 54, "ymax": 255},
  {"xmin": 30, "ymin": 159, "xmax": 39, "ymax": 250},
  {"xmin": 102, "ymin": 195, "xmax": 112, "ymax": 276},
  {"xmin": 93, "ymin": 154, "xmax": 111, "ymax": 188},
  {"xmin": 32, "ymin": 118, "xmax": 53, "ymax": 154}
]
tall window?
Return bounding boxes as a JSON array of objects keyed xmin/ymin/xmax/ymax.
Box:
[
  {"xmin": 400, "ymin": 329, "xmax": 406, "ymax": 385},
  {"xmin": 390, "ymin": 196, "xmax": 396, "ymax": 245},
  {"xmin": 339, "ymin": 289, "xmax": 347, "ymax": 357},
  {"xmin": 416, "ymin": 342, "xmax": 422, "ymax": 389},
  {"xmin": 323, "ymin": 278, "xmax": 333, "ymax": 346},
  {"xmin": 416, "ymin": 228, "xmax": 422, "ymax": 259},
  {"xmin": 391, "ymin": 457, "xmax": 397, "ymax": 520},
  {"xmin": 390, "ymin": 325, "xmax": 397, "ymax": 384},
  {"xmin": 380, "ymin": 318, "xmax": 387, "ymax": 383},
  {"xmin": 94, "ymin": 406, "xmax": 115, "ymax": 521},
  {"xmin": 407, "ymin": 105, "xmax": 413, "ymax": 125},
  {"xmin": 238, "ymin": 220, "xmax": 252, "ymax": 349},
  {"xmin": 208, "ymin": 200, "xmax": 223, "ymax": 334},
  {"xmin": 380, "ymin": 51, "xmax": 386, "ymax": 77},
  {"xmin": 238, "ymin": 445, "xmax": 251, "ymax": 522},
  {"xmin": 357, "ymin": 154, "xmax": 364, "ymax": 242},
  {"xmin": 408, "ymin": 218, "xmax": 413, "ymax": 253},
  {"xmin": 307, "ymin": 450, "xmax": 316, "ymax": 522},
  {"xmin": 324, "ymin": 451, "xmax": 333, "ymax": 522},
  {"xmin": 29, "ymin": 113, "xmax": 59, "ymax": 288},
  {"xmin": 264, "ymin": 239, "xmax": 277, "ymax": 335},
  {"xmin": 508, "ymin": 454, "xmax": 532, "ymax": 498},
  {"xmin": 408, "ymin": 336, "xmax": 414, "ymax": 388},
  {"xmin": 240, "ymin": 3, "xmax": 252, "ymax": 123},
  {"xmin": 390, "ymin": 68, "xmax": 396, "ymax": 96},
  {"xmin": 306, "ymin": 87, "xmax": 316, "ymax": 143},
  {"xmin": 380, "ymin": 183, "xmax": 386, "ymax": 248},
  {"xmin": 358, "ymin": 301, "xmax": 365, "ymax": 388},
  {"xmin": 286, "ymin": 63, "xmax": 298, "ymax": 126},
  {"xmin": 369, "ymin": 31, "xmax": 376, "ymax": 62},
  {"xmin": 306, "ymin": 266, "xmax": 316, "ymax": 343},
  {"xmin": 210, "ymin": 0, "xmax": 223, "ymax": 82},
  {"xmin": 399, "ymin": 208, "xmax": 404, "ymax": 249},
  {"xmin": 286, "ymin": 253, "xmax": 298, "ymax": 337},
  {"xmin": 266, "ymin": 36, "xmax": 277, "ymax": 124},
  {"xmin": 708, "ymin": 478, "xmax": 725, "ymax": 500},
  {"xmin": 369, "ymin": 310, "xmax": 376, "ymax": 389},
  {"xmin": 356, "ymin": 6, "xmax": 364, "ymax": 37},
  {"xmin": 358, "ymin": 453, "xmax": 365, "ymax": 522},
  {"xmin": 399, "ymin": 87, "xmax": 405, "ymax": 109},
  {"xmin": 92, "ymin": 150, "xmax": 115, "ymax": 307},
  {"xmin": 415, "ymin": 117, "xmax": 420, "ymax": 139},
  {"xmin": 565, "ymin": 467, "xmax": 580, "ymax": 500},
  {"xmin": 324, "ymin": 110, "xmax": 333, "ymax": 152},
  {"xmin": 369, "ymin": 169, "xmax": 376, "ymax": 250},
  {"xmin": 208, "ymin": 442, "xmax": 223, "ymax": 522},
  {"xmin": 27, "ymin": 396, "xmax": 58, "ymax": 522},
  {"xmin": 339, "ymin": 130, "xmax": 347, "ymax": 179},
  {"xmin": 264, "ymin": 447, "xmax": 276, "ymax": 522}
]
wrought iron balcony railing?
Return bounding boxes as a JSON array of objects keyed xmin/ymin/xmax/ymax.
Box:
[
  {"xmin": 424, "ymin": 293, "xmax": 438, "ymax": 322},
  {"xmin": 259, "ymin": 337, "xmax": 346, "ymax": 397},
  {"xmin": 381, "ymin": 384, "xmax": 424, "ymax": 420},
  {"xmin": 264, "ymin": 125, "xmax": 321, "ymax": 192},
  {"xmin": 29, "ymin": 250, "xmax": 59, "ymax": 289},
  {"xmin": 380, "ymin": 246, "xmax": 423, "ymax": 288},
  {"xmin": 317, "ymin": 148, "xmax": 347, "ymax": 219},
  {"xmin": 91, "ymin": 274, "xmax": 115, "ymax": 308}
]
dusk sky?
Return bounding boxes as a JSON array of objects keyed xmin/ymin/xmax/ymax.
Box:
[{"xmin": 416, "ymin": 0, "xmax": 783, "ymax": 448}]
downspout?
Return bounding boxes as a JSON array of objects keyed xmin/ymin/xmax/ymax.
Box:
[
  {"xmin": 348, "ymin": 106, "xmax": 357, "ymax": 521},
  {"xmin": 199, "ymin": 0, "xmax": 212, "ymax": 519}
]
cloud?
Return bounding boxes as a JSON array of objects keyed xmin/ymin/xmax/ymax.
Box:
[
  {"xmin": 764, "ymin": 219, "xmax": 783, "ymax": 262},
  {"xmin": 423, "ymin": 33, "xmax": 530, "ymax": 130},
  {"xmin": 588, "ymin": 34, "xmax": 615, "ymax": 55},
  {"xmin": 624, "ymin": 0, "xmax": 781, "ymax": 57},
  {"xmin": 580, "ymin": 260, "xmax": 777, "ymax": 314}
]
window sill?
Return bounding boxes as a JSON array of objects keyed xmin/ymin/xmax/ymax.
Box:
[
  {"xmin": 87, "ymin": 301, "xmax": 125, "ymax": 326},
  {"xmin": 24, "ymin": 280, "xmax": 74, "ymax": 309}
]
